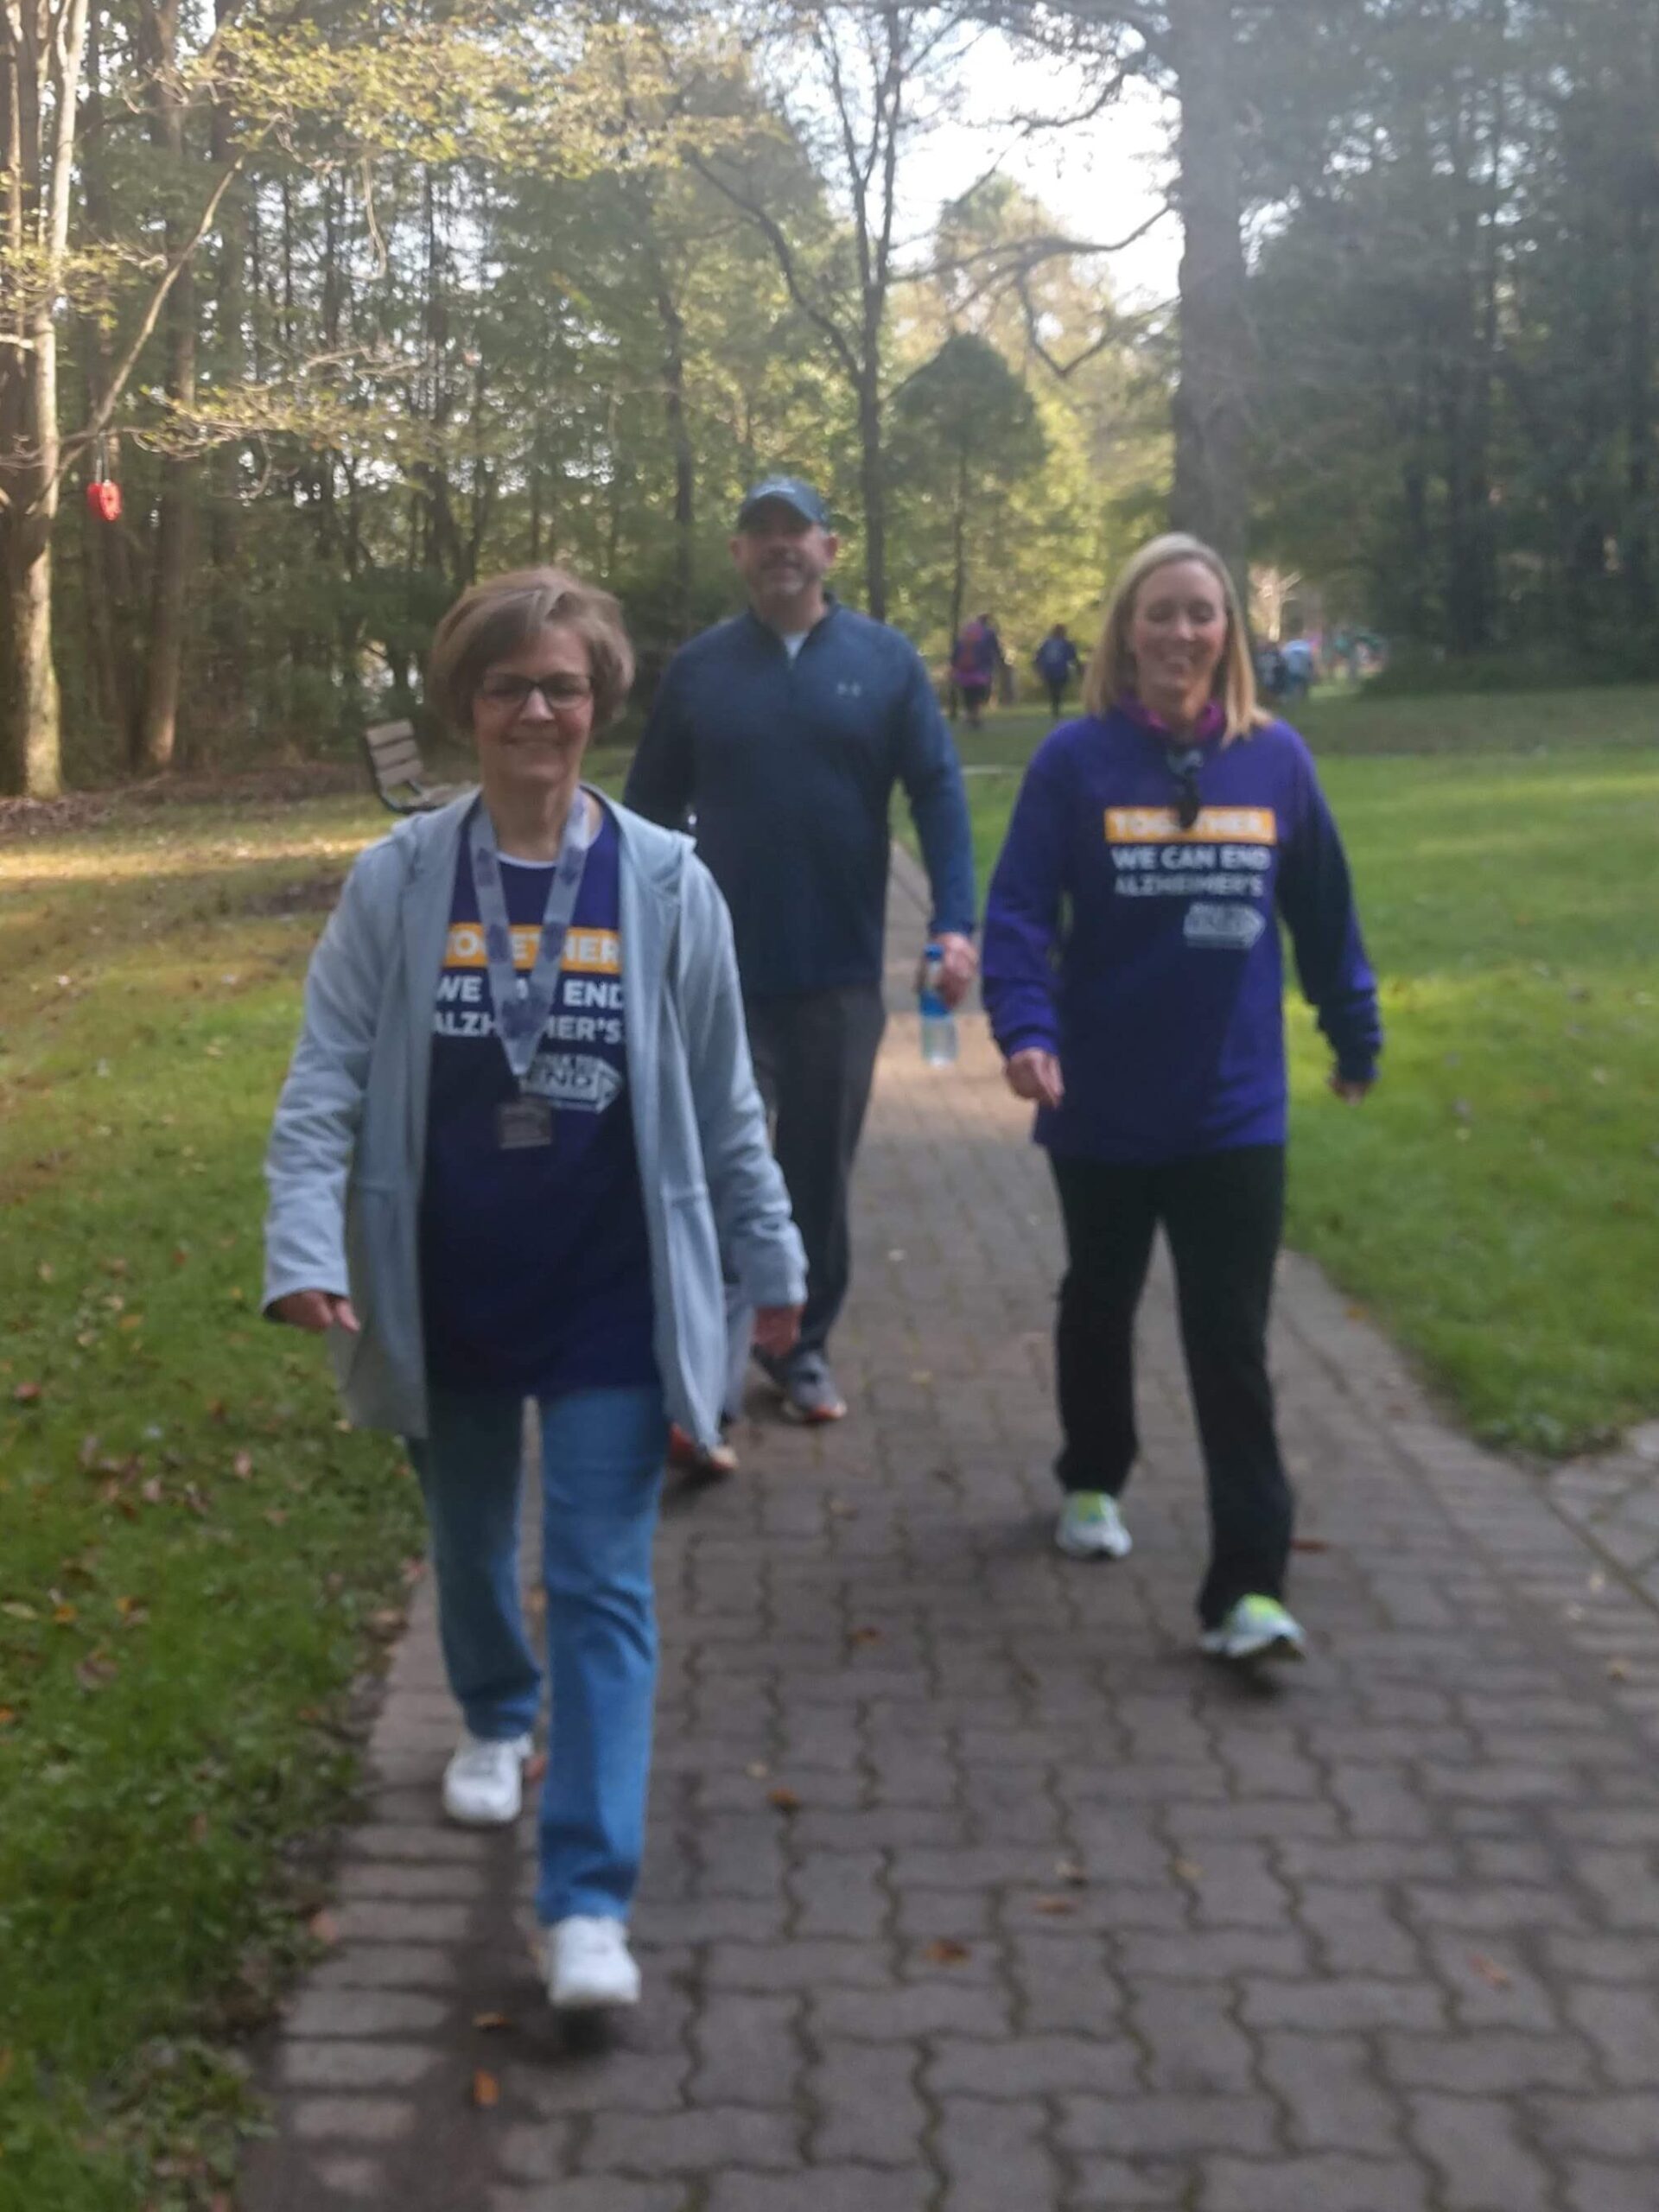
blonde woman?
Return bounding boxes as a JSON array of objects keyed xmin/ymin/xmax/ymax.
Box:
[{"xmin": 982, "ymin": 535, "xmax": 1381, "ymax": 1664}]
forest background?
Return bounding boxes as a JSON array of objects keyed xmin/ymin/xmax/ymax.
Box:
[{"xmin": 3, "ymin": 0, "xmax": 1657, "ymax": 799}]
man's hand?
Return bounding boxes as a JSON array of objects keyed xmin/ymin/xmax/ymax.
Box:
[
  {"xmin": 1005, "ymin": 1047, "xmax": 1065, "ymax": 1110},
  {"xmin": 1328, "ymin": 1073, "xmax": 1374, "ymax": 1105},
  {"xmin": 924, "ymin": 931, "xmax": 978, "ymax": 1010},
  {"xmin": 270, "ymin": 1289, "xmax": 360, "ymax": 1334},
  {"xmin": 753, "ymin": 1304, "xmax": 804, "ymax": 1360}
]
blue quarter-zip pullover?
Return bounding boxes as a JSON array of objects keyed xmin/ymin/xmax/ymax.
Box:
[{"xmin": 626, "ymin": 601, "xmax": 976, "ymax": 998}]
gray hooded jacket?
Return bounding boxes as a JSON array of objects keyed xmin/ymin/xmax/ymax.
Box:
[{"xmin": 263, "ymin": 790, "xmax": 805, "ymax": 1444}]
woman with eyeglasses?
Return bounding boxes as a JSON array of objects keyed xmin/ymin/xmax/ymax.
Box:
[
  {"xmin": 264, "ymin": 568, "xmax": 804, "ymax": 2012},
  {"xmin": 982, "ymin": 534, "xmax": 1380, "ymax": 1666}
]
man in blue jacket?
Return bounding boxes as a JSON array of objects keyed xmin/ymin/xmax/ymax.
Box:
[{"xmin": 626, "ymin": 476, "xmax": 976, "ymax": 1427}]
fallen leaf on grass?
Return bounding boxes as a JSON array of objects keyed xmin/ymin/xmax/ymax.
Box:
[
  {"xmin": 264, "ymin": 1510, "xmax": 288, "ymax": 1529},
  {"xmin": 1, "ymin": 1602, "xmax": 38, "ymax": 1622},
  {"xmin": 0, "ymin": 1707, "xmax": 18, "ymax": 1727},
  {"xmin": 470, "ymin": 2069, "xmax": 500, "ymax": 2109},
  {"xmin": 51, "ymin": 1603, "xmax": 78, "ymax": 1627},
  {"xmin": 231, "ymin": 1452, "xmax": 253, "ymax": 1480},
  {"xmin": 1032, "ymin": 1895, "xmax": 1077, "ymax": 1916},
  {"xmin": 766, "ymin": 1786, "xmax": 803, "ymax": 1815},
  {"xmin": 1469, "ymin": 1954, "xmax": 1512, "ymax": 1990},
  {"xmin": 12, "ymin": 1382, "xmax": 41, "ymax": 1407},
  {"xmin": 75, "ymin": 1650, "xmax": 118, "ymax": 1692},
  {"xmin": 471, "ymin": 2012, "xmax": 512, "ymax": 2031},
  {"xmin": 921, "ymin": 1939, "xmax": 971, "ymax": 1966}
]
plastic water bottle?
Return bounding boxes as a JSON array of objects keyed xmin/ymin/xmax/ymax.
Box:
[{"xmin": 918, "ymin": 944, "xmax": 958, "ymax": 1066}]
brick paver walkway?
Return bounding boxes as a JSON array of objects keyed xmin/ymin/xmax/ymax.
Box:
[{"xmin": 244, "ymin": 858, "xmax": 1659, "ymax": 2212}]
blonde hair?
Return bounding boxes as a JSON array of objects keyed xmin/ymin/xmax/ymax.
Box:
[
  {"xmin": 1083, "ymin": 532, "xmax": 1265, "ymax": 742},
  {"xmin": 427, "ymin": 566, "xmax": 635, "ymax": 732}
]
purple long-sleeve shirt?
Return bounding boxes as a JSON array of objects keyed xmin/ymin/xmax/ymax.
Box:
[{"xmin": 982, "ymin": 709, "xmax": 1381, "ymax": 1163}]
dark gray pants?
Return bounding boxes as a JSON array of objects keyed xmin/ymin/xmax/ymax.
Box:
[{"xmin": 743, "ymin": 983, "xmax": 887, "ymax": 1363}]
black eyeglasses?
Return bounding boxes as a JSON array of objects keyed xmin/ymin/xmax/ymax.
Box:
[
  {"xmin": 1168, "ymin": 747, "xmax": 1204, "ymax": 830},
  {"xmin": 477, "ymin": 674, "xmax": 593, "ymax": 711}
]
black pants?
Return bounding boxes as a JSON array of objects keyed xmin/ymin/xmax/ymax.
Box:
[
  {"xmin": 1044, "ymin": 677, "xmax": 1067, "ymax": 718},
  {"xmin": 1051, "ymin": 1146, "xmax": 1292, "ymax": 1627},
  {"xmin": 745, "ymin": 985, "xmax": 887, "ymax": 1361}
]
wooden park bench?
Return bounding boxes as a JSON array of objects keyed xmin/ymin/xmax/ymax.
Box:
[{"xmin": 361, "ymin": 719, "xmax": 472, "ymax": 814}]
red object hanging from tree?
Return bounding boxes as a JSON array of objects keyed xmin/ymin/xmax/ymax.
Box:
[{"xmin": 86, "ymin": 479, "xmax": 122, "ymax": 523}]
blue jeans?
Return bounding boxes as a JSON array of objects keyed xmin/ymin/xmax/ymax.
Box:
[{"xmin": 408, "ymin": 1383, "xmax": 667, "ymax": 1925}]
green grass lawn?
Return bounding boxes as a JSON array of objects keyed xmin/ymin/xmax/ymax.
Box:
[
  {"xmin": 0, "ymin": 793, "xmax": 423, "ymax": 2209},
  {"xmin": 935, "ymin": 708, "xmax": 1659, "ymax": 1456}
]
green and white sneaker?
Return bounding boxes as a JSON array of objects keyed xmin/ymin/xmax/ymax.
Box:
[
  {"xmin": 1199, "ymin": 1594, "xmax": 1306, "ymax": 1664},
  {"xmin": 1055, "ymin": 1491, "xmax": 1133, "ymax": 1560}
]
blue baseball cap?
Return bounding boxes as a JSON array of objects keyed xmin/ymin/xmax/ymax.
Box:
[{"xmin": 735, "ymin": 474, "xmax": 830, "ymax": 529}]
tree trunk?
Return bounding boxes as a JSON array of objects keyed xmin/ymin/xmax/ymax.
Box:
[
  {"xmin": 208, "ymin": 0, "xmax": 245, "ymax": 734},
  {"xmin": 947, "ymin": 442, "xmax": 969, "ymax": 652},
  {"xmin": 0, "ymin": 0, "xmax": 92, "ymax": 796},
  {"xmin": 137, "ymin": 0, "xmax": 196, "ymax": 771},
  {"xmin": 1166, "ymin": 0, "xmax": 1250, "ymax": 596},
  {"xmin": 651, "ymin": 255, "xmax": 696, "ymax": 639},
  {"xmin": 857, "ymin": 374, "xmax": 887, "ymax": 620}
]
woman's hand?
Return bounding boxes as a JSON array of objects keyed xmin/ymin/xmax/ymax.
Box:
[
  {"xmin": 270, "ymin": 1289, "xmax": 360, "ymax": 1334},
  {"xmin": 753, "ymin": 1304, "xmax": 804, "ymax": 1361},
  {"xmin": 1005, "ymin": 1047, "xmax": 1065, "ymax": 1110},
  {"xmin": 1328, "ymin": 1074, "xmax": 1374, "ymax": 1105}
]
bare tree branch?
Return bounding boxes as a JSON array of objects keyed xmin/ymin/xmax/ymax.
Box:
[{"xmin": 686, "ymin": 148, "xmax": 861, "ymax": 380}]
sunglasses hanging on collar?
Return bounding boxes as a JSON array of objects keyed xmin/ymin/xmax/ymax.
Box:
[{"xmin": 1167, "ymin": 747, "xmax": 1205, "ymax": 830}]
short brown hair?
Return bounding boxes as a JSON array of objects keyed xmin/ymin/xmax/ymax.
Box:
[
  {"xmin": 427, "ymin": 566, "xmax": 635, "ymax": 731},
  {"xmin": 1082, "ymin": 532, "xmax": 1265, "ymax": 743}
]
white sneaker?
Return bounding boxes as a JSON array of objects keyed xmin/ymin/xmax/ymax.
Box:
[
  {"xmin": 543, "ymin": 1916, "xmax": 641, "ymax": 2011},
  {"xmin": 441, "ymin": 1731, "xmax": 532, "ymax": 1827},
  {"xmin": 1055, "ymin": 1491, "xmax": 1133, "ymax": 1560}
]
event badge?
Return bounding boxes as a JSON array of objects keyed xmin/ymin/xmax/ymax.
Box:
[
  {"xmin": 467, "ymin": 796, "xmax": 595, "ymax": 1154},
  {"xmin": 495, "ymin": 1095, "xmax": 555, "ymax": 1151}
]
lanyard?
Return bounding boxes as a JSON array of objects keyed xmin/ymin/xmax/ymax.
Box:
[{"xmin": 467, "ymin": 793, "xmax": 595, "ymax": 1085}]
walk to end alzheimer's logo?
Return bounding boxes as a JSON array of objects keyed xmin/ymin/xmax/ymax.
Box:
[
  {"xmin": 1184, "ymin": 901, "xmax": 1268, "ymax": 951},
  {"xmin": 522, "ymin": 1052, "xmax": 625, "ymax": 1113}
]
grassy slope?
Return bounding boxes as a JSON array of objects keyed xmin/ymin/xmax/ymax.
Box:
[
  {"xmin": 936, "ymin": 696, "xmax": 1659, "ymax": 1453},
  {"xmin": 0, "ymin": 797, "xmax": 423, "ymax": 2209}
]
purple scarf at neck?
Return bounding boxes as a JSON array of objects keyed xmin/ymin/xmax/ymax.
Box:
[{"xmin": 1117, "ymin": 693, "xmax": 1225, "ymax": 746}]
